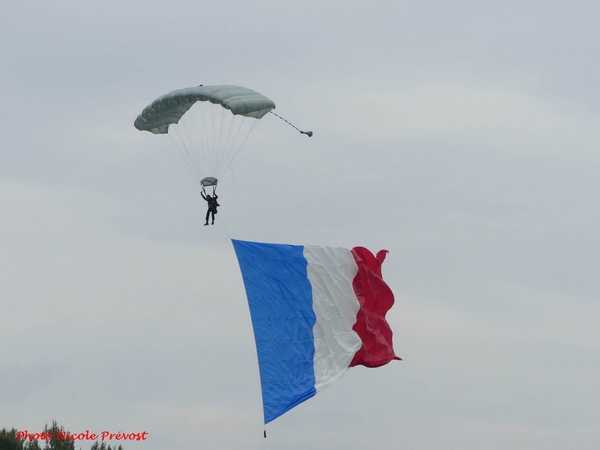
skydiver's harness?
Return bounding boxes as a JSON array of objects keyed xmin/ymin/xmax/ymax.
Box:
[
  {"xmin": 207, "ymin": 196, "xmax": 219, "ymax": 212},
  {"xmin": 202, "ymin": 189, "xmax": 219, "ymax": 213}
]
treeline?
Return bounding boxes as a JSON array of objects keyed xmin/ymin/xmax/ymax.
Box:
[{"xmin": 0, "ymin": 422, "xmax": 123, "ymax": 450}]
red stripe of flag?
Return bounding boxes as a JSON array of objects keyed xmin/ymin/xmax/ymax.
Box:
[{"xmin": 349, "ymin": 247, "xmax": 401, "ymax": 368}]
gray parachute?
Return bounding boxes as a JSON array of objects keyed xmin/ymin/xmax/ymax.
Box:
[
  {"xmin": 135, "ymin": 85, "xmax": 276, "ymax": 134},
  {"xmin": 134, "ymin": 85, "xmax": 276, "ymax": 184}
]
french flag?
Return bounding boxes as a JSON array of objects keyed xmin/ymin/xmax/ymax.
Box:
[{"xmin": 232, "ymin": 239, "xmax": 400, "ymax": 424}]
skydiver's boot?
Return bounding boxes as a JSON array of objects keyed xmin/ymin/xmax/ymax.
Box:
[
  {"xmin": 204, "ymin": 222, "xmax": 209, "ymax": 226},
  {"xmin": 211, "ymin": 221, "xmax": 215, "ymax": 225}
]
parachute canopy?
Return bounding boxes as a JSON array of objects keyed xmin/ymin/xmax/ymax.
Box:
[
  {"xmin": 134, "ymin": 85, "xmax": 276, "ymax": 184},
  {"xmin": 134, "ymin": 85, "xmax": 276, "ymax": 134}
]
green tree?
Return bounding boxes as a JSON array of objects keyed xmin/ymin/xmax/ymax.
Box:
[
  {"xmin": 90, "ymin": 443, "xmax": 123, "ymax": 450},
  {"xmin": 0, "ymin": 423, "xmax": 124, "ymax": 450},
  {"xmin": 0, "ymin": 428, "xmax": 41, "ymax": 450},
  {"xmin": 40, "ymin": 421, "xmax": 73, "ymax": 450}
]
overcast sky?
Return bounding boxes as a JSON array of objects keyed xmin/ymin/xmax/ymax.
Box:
[{"xmin": 2, "ymin": 1, "xmax": 600, "ymax": 449}]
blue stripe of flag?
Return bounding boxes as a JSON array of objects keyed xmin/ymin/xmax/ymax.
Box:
[{"xmin": 232, "ymin": 239, "xmax": 317, "ymax": 424}]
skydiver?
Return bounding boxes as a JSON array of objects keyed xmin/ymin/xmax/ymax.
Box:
[{"xmin": 201, "ymin": 190, "xmax": 219, "ymax": 226}]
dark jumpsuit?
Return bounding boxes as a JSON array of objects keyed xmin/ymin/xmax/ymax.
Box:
[{"xmin": 202, "ymin": 193, "xmax": 219, "ymax": 224}]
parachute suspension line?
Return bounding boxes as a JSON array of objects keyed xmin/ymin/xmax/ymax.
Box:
[
  {"xmin": 180, "ymin": 116, "xmax": 204, "ymax": 182},
  {"xmin": 185, "ymin": 103, "xmax": 204, "ymax": 179},
  {"xmin": 155, "ymin": 102, "xmax": 207, "ymax": 184},
  {"xmin": 224, "ymin": 112, "xmax": 248, "ymax": 175},
  {"xmin": 190, "ymin": 102, "xmax": 208, "ymax": 178},
  {"xmin": 216, "ymin": 111, "xmax": 232, "ymax": 176},
  {"xmin": 203, "ymin": 183, "xmax": 216, "ymax": 195},
  {"xmin": 216, "ymin": 106, "xmax": 231, "ymax": 176},
  {"xmin": 201, "ymin": 103, "xmax": 216, "ymax": 178},
  {"xmin": 172, "ymin": 114, "xmax": 202, "ymax": 182},
  {"xmin": 209, "ymin": 105, "xmax": 219, "ymax": 174},
  {"xmin": 218, "ymin": 106, "xmax": 228, "ymax": 169},
  {"xmin": 148, "ymin": 102, "xmax": 264, "ymax": 186},
  {"xmin": 146, "ymin": 131, "xmax": 205, "ymax": 185},
  {"xmin": 210, "ymin": 105, "xmax": 223, "ymax": 176},
  {"xmin": 217, "ymin": 112, "xmax": 255, "ymax": 177},
  {"xmin": 199, "ymin": 102, "xmax": 216, "ymax": 178},
  {"xmin": 221, "ymin": 117, "xmax": 261, "ymax": 180},
  {"xmin": 175, "ymin": 121, "xmax": 194, "ymax": 178},
  {"xmin": 211, "ymin": 104, "xmax": 219, "ymax": 174},
  {"xmin": 269, "ymin": 111, "xmax": 313, "ymax": 137}
]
